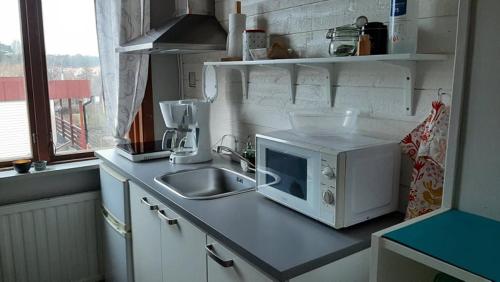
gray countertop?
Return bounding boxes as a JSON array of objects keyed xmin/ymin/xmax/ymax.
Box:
[{"xmin": 96, "ymin": 149, "xmax": 402, "ymax": 281}]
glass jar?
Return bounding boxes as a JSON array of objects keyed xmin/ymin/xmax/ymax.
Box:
[{"xmin": 326, "ymin": 25, "xmax": 360, "ymax": 56}]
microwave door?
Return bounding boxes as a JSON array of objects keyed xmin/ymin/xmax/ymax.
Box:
[
  {"xmin": 256, "ymin": 139, "xmax": 320, "ymax": 216},
  {"xmin": 263, "ymin": 148, "xmax": 308, "ymax": 200}
]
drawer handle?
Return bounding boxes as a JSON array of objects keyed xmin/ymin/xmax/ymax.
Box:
[
  {"xmin": 157, "ymin": 210, "xmax": 178, "ymax": 225},
  {"xmin": 140, "ymin": 197, "xmax": 158, "ymax": 210},
  {"xmin": 206, "ymin": 244, "xmax": 234, "ymax": 268}
]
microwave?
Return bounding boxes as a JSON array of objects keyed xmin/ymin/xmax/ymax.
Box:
[{"xmin": 256, "ymin": 130, "xmax": 401, "ymax": 229}]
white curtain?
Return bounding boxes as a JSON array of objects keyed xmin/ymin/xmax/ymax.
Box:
[{"xmin": 95, "ymin": 0, "xmax": 150, "ymax": 144}]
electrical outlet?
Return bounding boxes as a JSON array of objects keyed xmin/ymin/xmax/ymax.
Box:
[{"xmin": 188, "ymin": 72, "xmax": 196, "ymax": 87}]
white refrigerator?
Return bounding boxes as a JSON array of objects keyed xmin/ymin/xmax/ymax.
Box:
[{"xmin": 100, "ymin": 164, "xmax": 134, "ymax": 282}]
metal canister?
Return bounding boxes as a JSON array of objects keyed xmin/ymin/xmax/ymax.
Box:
[
  {"xmin": 242, "ymin": 29, "xmax": 266, "ymax": 61},
  {"xmin": 361, "ymin": 22, "xmax": 388, "ymax": 55}
]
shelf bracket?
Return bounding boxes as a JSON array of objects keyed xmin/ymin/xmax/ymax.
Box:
[
  {"xmin": 216, "ymin": 65, "xmax": 249, "ymax": 99},
  {"xmin": 298, "ymin": 63, "xmax": 335, "ymax": 107},
  {"xmin": 384, "ymin": 61, "xmax": 417, "ymax": 115},
  {"xmin": 284, "ymin": 64, "xmax": 297, "ymax": 103},
  {"xmin": 259, "ymin": 64, "xmax": 297, "ymax": 103}
]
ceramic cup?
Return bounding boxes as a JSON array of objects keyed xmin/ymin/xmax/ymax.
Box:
[
  {"xmin": 12, "ymin": 159, "xmax": 32, "ymax": 173},
  {"xmin": 33, "ymin": 160, "xmax": 47, "ymax": 171}
]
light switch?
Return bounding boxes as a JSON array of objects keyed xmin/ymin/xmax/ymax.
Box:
[{"xmin": 188, "ymin": 72, "xmax": 196, "ymax": 87}]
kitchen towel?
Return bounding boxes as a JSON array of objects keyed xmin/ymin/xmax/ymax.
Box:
[
  {"xmin": 227, "ymin": 13, "xmax": 246, "ymax": 57},
  {"xmin": 401, "ymin": 100, "xmax": 450, "ymax": 219}
]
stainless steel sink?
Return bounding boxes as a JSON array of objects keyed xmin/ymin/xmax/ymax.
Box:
[{"xmin": 154, "ymin": 167, "xmax": 255, "ymax": 199}]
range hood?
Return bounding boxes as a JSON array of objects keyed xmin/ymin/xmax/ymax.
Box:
[{"xmin": 116, "ymin": 0, "xmax": 227, "ymax": 54}]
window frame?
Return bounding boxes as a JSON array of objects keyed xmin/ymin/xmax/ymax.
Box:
[{"xmin": 0, "ymin": 0, "xmax": 153, "ymax": 168}]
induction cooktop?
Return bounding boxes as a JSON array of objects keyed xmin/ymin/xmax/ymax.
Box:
[{"xmin": 116, "ymin": 140, "xmax": 172, "ymax": 162}]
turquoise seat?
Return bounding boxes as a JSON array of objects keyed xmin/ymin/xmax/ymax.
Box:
[{"xmin": 384, "ymin": 210, "xmax": 500, "ymax": 281}]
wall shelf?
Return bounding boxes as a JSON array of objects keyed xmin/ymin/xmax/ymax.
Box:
[{"xmin": 204, "ymin": 54, "xmax": 449, "ymax": 115}]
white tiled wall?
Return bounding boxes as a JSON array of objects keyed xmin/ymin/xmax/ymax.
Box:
[{"xmin": 181, "ymin": 0, "xmax": 459, "ymax": 209}]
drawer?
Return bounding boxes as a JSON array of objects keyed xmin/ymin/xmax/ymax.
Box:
[{"xmin": 100, "ymin": 164, "xmax": 130, "ymax": 225}]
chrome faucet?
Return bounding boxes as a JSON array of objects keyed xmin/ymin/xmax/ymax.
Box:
[{"xmin": 216, "ymin": 146, "xmax": 255, "ymax": 171}]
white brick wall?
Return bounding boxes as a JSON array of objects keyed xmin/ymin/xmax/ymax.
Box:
[{"xmin": 181, "ymin": 0, "xmax": 459, "ymax": 210}]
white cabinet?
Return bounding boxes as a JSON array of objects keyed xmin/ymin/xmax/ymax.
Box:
[
  {"xmin": 130, "ymin": 182, "xmax": 367, "ymax": 282},
  {"xmin": 130, "ymin": 182, "xmax": 163, "ymax": 282},
  {"xmin": 291, "ymin": 249, "xmax": 369, "ymax": 282},
  {"xmin": 206, "ymin": 236, "xmax": 272, "ymax": 282},
  {"xmin": 129, "ymin": 183, "xmax": 290, "ymax": 282},
  {"xmin": 158, "ymin": 203, "xmax": 206, "ymax": 282},
  {"xmin": 130, "ymin": 183, "xmax": 207, "ymax": 282}
]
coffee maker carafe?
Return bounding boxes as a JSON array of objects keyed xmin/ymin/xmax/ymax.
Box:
[{"xmin": 159, "ymin": 100, "xmax": 212, "ymax": 164}]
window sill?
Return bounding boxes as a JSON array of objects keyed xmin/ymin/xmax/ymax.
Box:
[{"xmin": 0, "ymin": 159, "xmax": 101, "ymax": 181}]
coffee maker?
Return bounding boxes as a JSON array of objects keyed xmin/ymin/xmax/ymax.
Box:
[{"xmin": 159, "ymin": 100, "xmax": 212, "ymax": 164}]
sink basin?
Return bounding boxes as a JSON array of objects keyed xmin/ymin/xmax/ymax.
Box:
[{"xmin": 154, "ymin": 167, "xmax": 255, "ymax": 199}]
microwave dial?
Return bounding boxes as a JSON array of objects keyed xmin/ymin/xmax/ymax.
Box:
[
  {"xmin": 322, "ymin": 190, "xmax": 335, "ymax": 205},
  {"xmin": 321, "ymin": 167, "xmax": 335, "ymax": 179}
]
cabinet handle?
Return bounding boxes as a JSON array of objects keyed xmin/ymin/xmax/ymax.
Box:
[
  {"xmin": 140, "ymin": 197, "xmax": 158, "ymax": 210},
  {"xmin": 157, "ymin": 210, "xmax": 178, "ymax": 225},
  {"xmin": 206, "ymin": 244, "xmax": 234, "ymax": 267}
]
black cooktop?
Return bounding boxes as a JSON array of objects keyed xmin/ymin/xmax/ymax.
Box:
[{"xmin": 116, "ymin": 140, "xmax": 167, "ymax": 155}]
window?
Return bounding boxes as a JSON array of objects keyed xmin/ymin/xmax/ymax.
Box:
[
  {"xmin": 0, "ymin": 0, "xmax": 138, "ymax": 167},
  {"xmin": 0, "ymin": 0, "xmax": 32, "ymax": 162},
  {"xmin": 41, "ymin": 0, "xmax": 112, "ymax": 155}
]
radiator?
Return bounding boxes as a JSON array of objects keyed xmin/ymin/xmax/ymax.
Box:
[{"xmin": 0, "ymin": 192, "xmax": 104, "ymax": 282}]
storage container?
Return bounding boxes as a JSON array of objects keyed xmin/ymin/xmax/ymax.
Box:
[
  {"xmin": 242, "ymin": 29, "xmax": 266, "ymax": 61},
  {"xmin": 288, "ymin": 108, "xmax": 360, "ymax": 136}
]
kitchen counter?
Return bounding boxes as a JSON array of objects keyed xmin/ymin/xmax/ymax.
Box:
[{"xmin": 96, "ymin": 149, "xmax": 402, "ymax": 281}]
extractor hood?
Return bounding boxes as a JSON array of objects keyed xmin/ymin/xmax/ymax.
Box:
[{"xmin": 116, "ymin": 0, "xmax": 227, "ymax": 54}]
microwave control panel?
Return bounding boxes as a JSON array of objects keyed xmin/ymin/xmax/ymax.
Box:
[{"xmin": 319, "ymin": 152, "xmax": 338, "ymax": 225}]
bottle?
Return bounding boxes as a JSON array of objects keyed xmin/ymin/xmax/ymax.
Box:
[
  {"xmin": 357, "ymin": 34, "xmax": 371, "ymax": 56},
  {"xmin": 242, "ymin": 136, "xmax": 255, "ymax": 166},
  {"xmin": 388, "ymin": 0, "xmax": 417, "ymax": 54}
]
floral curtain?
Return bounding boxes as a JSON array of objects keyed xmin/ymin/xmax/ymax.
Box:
[
  {"xmin": 95, "ymin": 0, "xmax": 150, "ymax": 144},
  {"xmin": 401, "ymin": 101, "xmax": 450, "ymax": 219}
]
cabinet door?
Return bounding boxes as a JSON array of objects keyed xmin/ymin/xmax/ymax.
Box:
[
  {"xmin": 206, "ymin": 236, "xmax": 272, "ymax": 282},
  {"xmin": 100, "ymin": 164, "xmax": 130, "ymax": 225},
  {"xmin": 130, "ymin": 182, "xmax": 163, "ymax": 282},
  {"xmin": 158, "ymin": 204, "xmax": 206, "ymax": 282}
]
